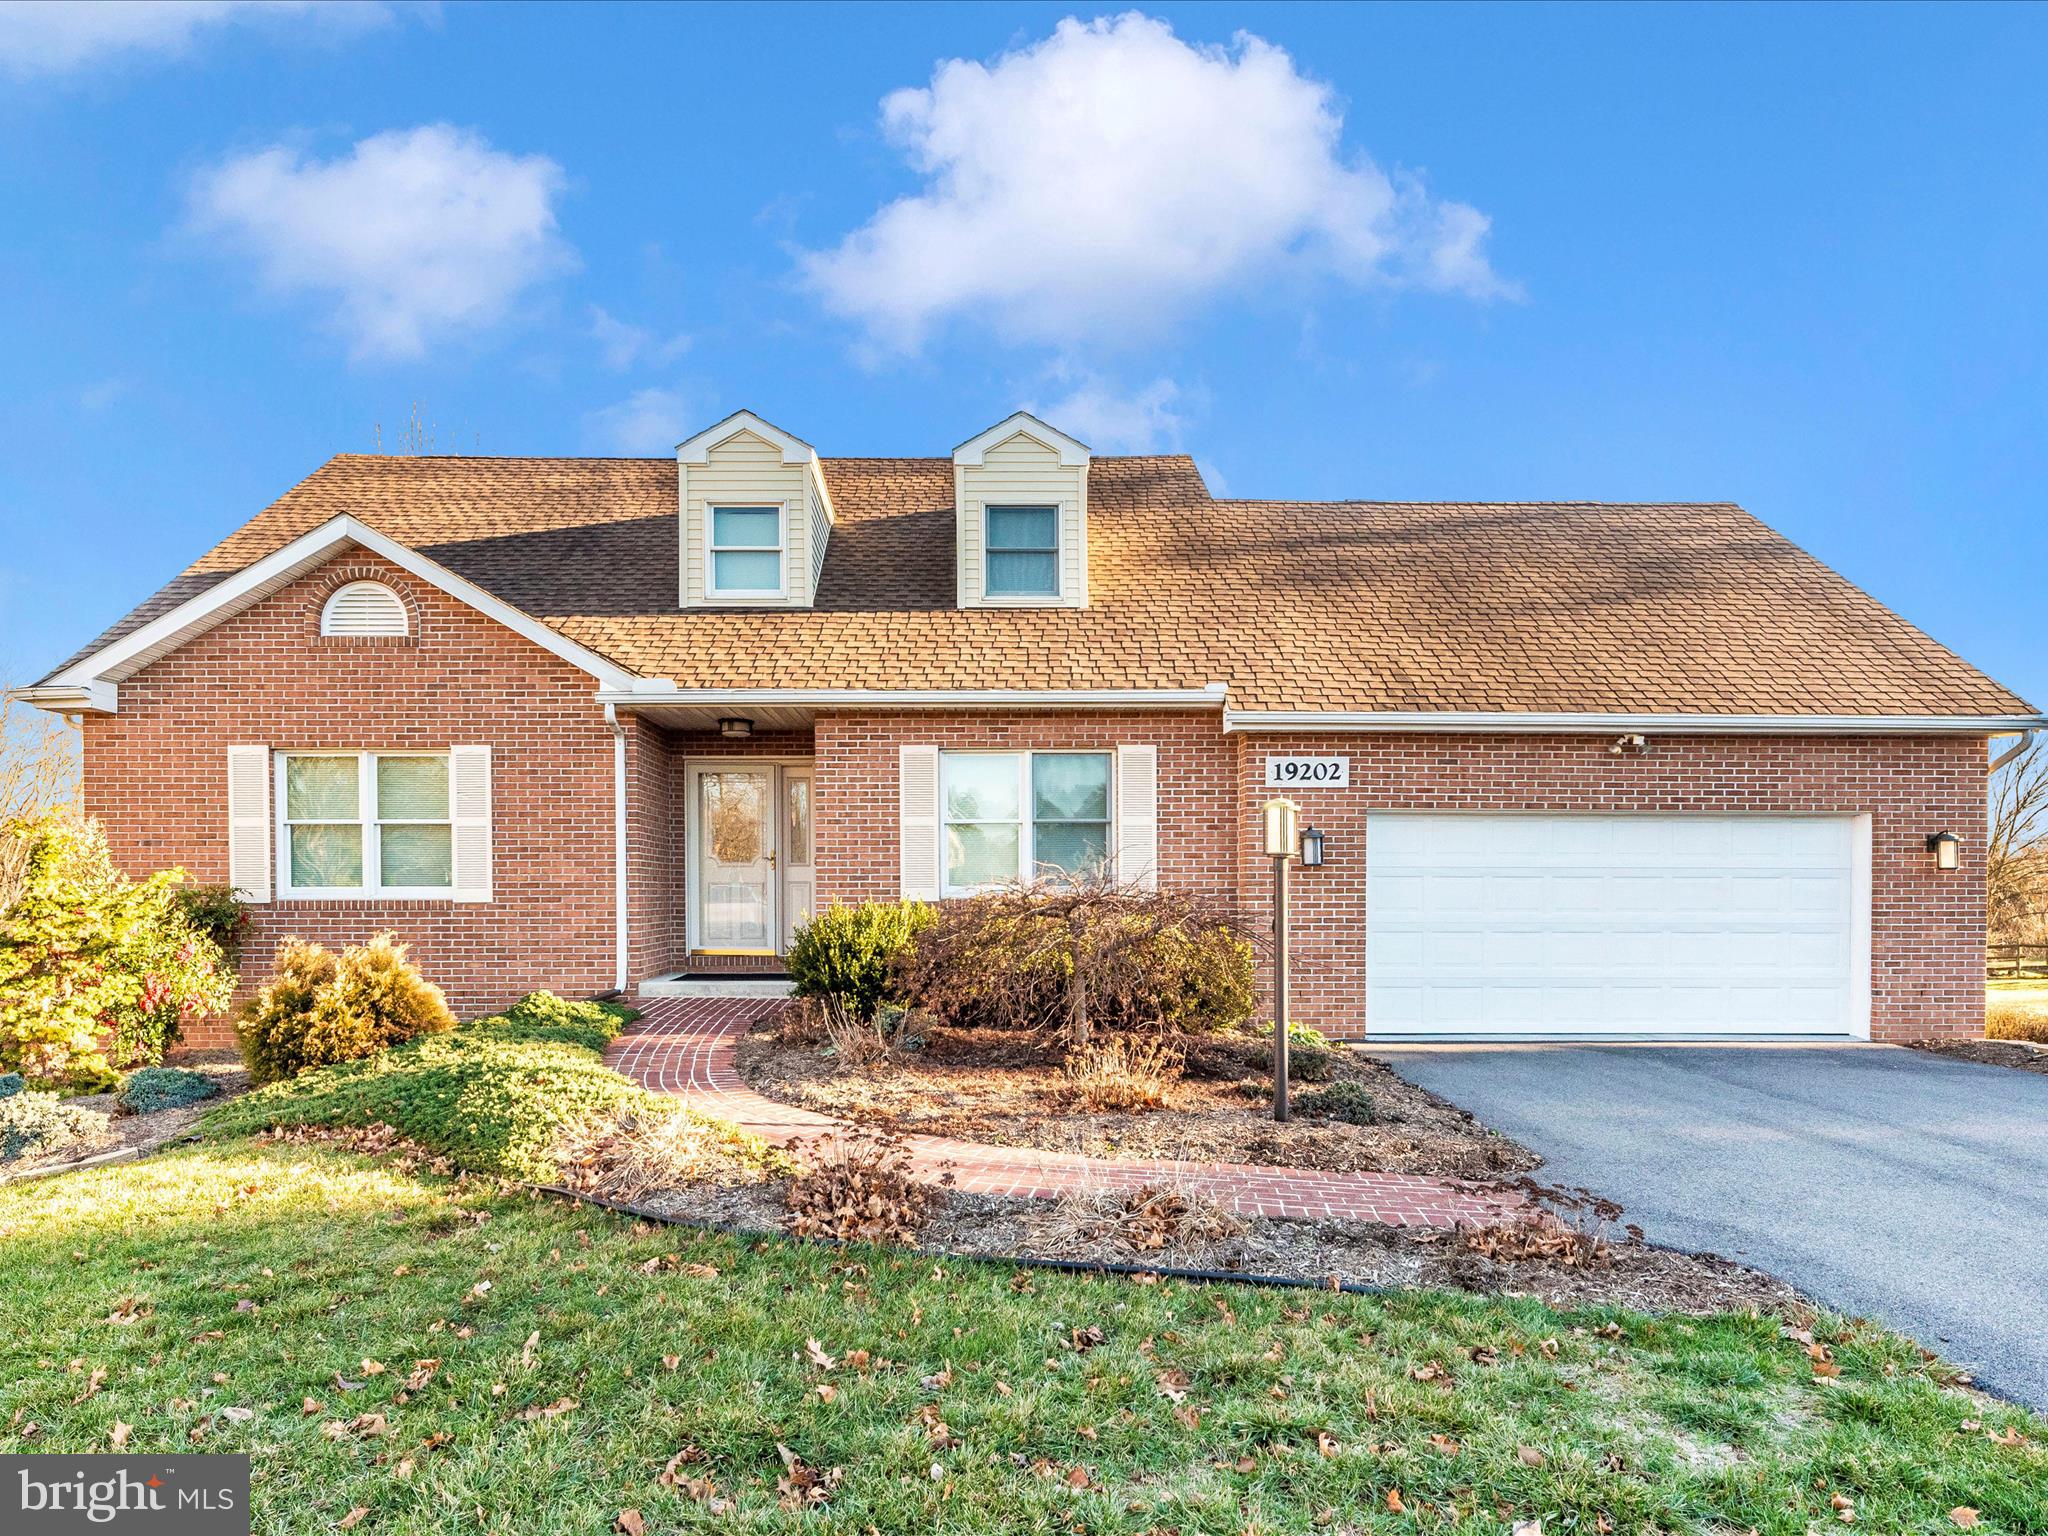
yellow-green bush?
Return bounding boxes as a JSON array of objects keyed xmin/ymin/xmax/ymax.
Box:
[
  {"xmin": 237, "ymin": 933, "xmax": 456, "ymax": 1084},
  {"xmin": 1986, "ymin": 1003, "xmax": 2048, "ymax": 1043}
]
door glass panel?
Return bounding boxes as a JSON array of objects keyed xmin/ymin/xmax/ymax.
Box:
[
  {"xmin": 700, "ymin": 771, "xmax": 771, "ymax": 949},
  {"xmin": 786, "ymin": 778, "xmax": 811, "ymax": 866}
]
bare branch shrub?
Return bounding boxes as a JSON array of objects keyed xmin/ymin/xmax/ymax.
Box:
[
  {"xmin": 893, "ymin": 881, "xmax": 1256, "ymax": 1051},
  {"xmin": 784, "ymin": 1128, "xmax": 945, "ymax": 1245},
  {"xmin": 1990, "ymin": 740, "xmax": 2048, "ymax": 945},
  {"xmin": 0, "ymin": 697, "xmax": 80, "ymax": 913}
]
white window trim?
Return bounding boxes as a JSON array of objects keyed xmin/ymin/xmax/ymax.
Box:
[
  {"xmin": 939, "ymin": 749, "xmax": 1113, "ymax": 897},
  {"xmin": 981, "ymin": 503, "xmax": 1062, "ymax": 603},
  {"xmin": 707, "ymin": 503, "xmax": 788, "ymax": 600},
  {"xmin": 276, "ymin": 750, "xmax": 456, "ymax": 900}
]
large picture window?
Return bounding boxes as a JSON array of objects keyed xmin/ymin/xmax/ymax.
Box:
[
  {"xmin": 983, "ymin": 505, "xmax": 1059, "ymax": 597},
  {"xmin": 941, "ymin": 750, "xmax": 1110, "ymax": 894},
  {"xmin": 280, "ymin": 751, "xmax": 453, "ymax": 897},
  {"xmin": 708, "ymin": 505, "xmax": 784, "ymax": 597}
]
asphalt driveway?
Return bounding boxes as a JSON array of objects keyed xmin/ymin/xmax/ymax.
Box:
[{"xmin": 1368, "ymin": 1043, "xmax": 2048, "ymax": 1409}]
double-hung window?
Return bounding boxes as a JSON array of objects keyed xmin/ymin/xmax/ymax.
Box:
[
  {"xmin": 708, "ymin": 505, "xmax": 784, "ymax": 598},
  {"xmin": 941, "ymin": 751, "xmax": 1111, "ymax": 894},
  {"xmin": 280, "ymin": 751, "xmax": 453, "ymax": 897},
  {"xmin": 984, "ymin": 505, "xmax": 1059, "ymax": 598}
]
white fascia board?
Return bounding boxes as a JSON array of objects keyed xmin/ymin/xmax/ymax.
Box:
[
  {"xmin": 599, "ymin": 684, "xmax": 1227, "ymax": 710},
  {"xmin": 7, "ymin": 680, "xmax": 118, "ymax": 714},
  {"xmin": 953, "ymin": 411, "xmax": 1091, "ymax": 468},
  {"xmin": 1223, "ymin": 709, "xmax": 2048, "ymax": 735},
  {"xmin": 675, "ymin": 409, "xmax": 816, "ymax": 466},
  {"xmin": 45, "ymin": 515, "xmax": 642, "ymax": 694}
]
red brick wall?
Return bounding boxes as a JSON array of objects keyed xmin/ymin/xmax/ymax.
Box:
[
  {"xmin": 1229, "ymin": 732, "xmax": 1987, "ymax": 1043},
  {"xmin": 624, "ymin": 717, "xmax": 678, "ymax": 983},
  {"xmin": 811, "ymin": 710, "xmax": 1239, "ymax": 905},
  {"xmin": 81, "ymin": 550, "xmax": 620, "ymax": 1042}
]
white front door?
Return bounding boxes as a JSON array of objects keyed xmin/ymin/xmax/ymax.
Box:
[
  {"xmin": 1366, "ymin": 813, "xmax": 1870, "ymax": 1040},
  {"xmin": 689, "ymin": 761, "xmax": 815, "ymax": 956}
]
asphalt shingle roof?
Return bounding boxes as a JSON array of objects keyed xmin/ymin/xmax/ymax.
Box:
[{"xmin": 47, "ymin": 452, "xmax": 2034, "ymax": 717}]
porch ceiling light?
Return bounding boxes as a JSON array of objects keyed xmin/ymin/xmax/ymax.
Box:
[
  {"xmin": 1925, "ymin": 830, "xmax": 1961, "ymax": 871},
  {"xmin": 718, "ymin": 717, "xmax": 754, "ymax": 739}
]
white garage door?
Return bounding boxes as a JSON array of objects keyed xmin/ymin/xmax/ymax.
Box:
[{"xmin": 1366, "ymin": 815, "xmax": 1869, "ymax": 1040}]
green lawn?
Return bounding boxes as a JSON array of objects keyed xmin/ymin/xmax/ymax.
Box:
[
  {"xmin": 1988, "ymin": 980, "xmax": 2048, "ymax": 1006},
  {"xmin": 2, "ymin": 1141, "xmax": 2042, "ymax": 1534}
]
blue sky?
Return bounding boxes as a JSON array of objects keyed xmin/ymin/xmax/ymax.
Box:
[{"xmin": 2, "ymin": 0, "xmax": 2044, "ymax": 707}]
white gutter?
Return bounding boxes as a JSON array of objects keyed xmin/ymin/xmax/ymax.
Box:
[
  {"xmin": 604, "ymin": 703, "xmax": 629, "ymax": 993},
  {"xmin": 1989, "ymin": 730, "xmax": 2037, "ymax": 774},
  {"xmin": 598, "ymin": 684, "xmax": 1229, "ymax": 710},
  {"xmin": 1223, "ymin": 710, "xmax": 2048, "ymax": 736},
  {"xmin": 5, "ymin": 681, "xmax": 117, "ymax": 714}
]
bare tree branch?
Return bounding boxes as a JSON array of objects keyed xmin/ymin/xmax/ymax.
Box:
[
  {"xmin": 1990, "ymin": 740, "xmax": 2048, "ymax": 945},
  {"xmin": 1, "ymin": 692, "xmax": 81, "ymax": 911}
]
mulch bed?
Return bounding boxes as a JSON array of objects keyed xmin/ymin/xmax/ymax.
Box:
[
  {"xmin": 4, "ymin": 1055, "xmax": 250, "ymax": 1180},
  {"xmin": 1910, "ymin": 1039, "xmax": 2048, "ymax": 1076},
  {"xmin": 737, "ymin": 1020, "xmax": 1539, "ymax": 1180},
  {"xmin": 627, "ymin": 1178, "xmax": 1800, "ymax": 1317}
]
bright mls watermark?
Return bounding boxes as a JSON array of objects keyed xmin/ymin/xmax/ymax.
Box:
[{"xmin": 2, "ymin": 1456, "xmax": 249, "ymax": 1534}]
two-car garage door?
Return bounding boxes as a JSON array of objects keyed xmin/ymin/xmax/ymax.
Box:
[{"xmin": 1365, "ymin": 815, "xmax": 1870, "ymax": 1040}]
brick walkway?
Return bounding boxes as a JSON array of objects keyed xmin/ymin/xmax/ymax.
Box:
[{"xmin": 606, "ymin": 998, "xmax": 1509, "ymax": 1228}]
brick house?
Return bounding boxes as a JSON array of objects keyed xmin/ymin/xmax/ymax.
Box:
[{"xmin": 16, "ymin": 410, "xmax": 2040, "ymax": 1046}]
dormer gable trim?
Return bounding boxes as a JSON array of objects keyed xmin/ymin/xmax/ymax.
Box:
[
  {"xmin": 953, "ymin": 411, "xmax": 1091, "ymax": 469},
  {"xmin": 676, "ymin": 409, "xmax": 817, "ymax": 468}
]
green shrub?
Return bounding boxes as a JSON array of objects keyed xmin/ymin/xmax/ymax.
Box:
[
  {"xmin": 115, "ymin": 1066, "xmax": 221, "ymax": 1115},
  {"xmin": 1986, "ymin": 1004, "xmax": 2048, "ymax": 1043},
  {"xmin": 204, "ymin": 999, "xmax": 776, "ymax": 1184},
  {"xmin": 1250, "ymin": 1020, "xmax": 1338, "ymax": 1082},
  {"xmin": 175, "ymin": 884, "xmax": 250, "ymax": 967},
  {"xmin": 896, "ymin": 886, "xmax": 1256, "ymax": 1046},
  {"xmin": 0, "ymin": 812, "xmax": 234, "ymax": 1088},
  {"xmin": 1299, "ymin": 1079, "xmax": 1379, "ymax": 1125},
  {"xmin": 787, "ymin": 901, "xmax": 935, "ymax": 1028},
  {"xmin": 0, "ymin": 1089, "xmax": 110, "ymax": 1162},
  {"xmin": 0, "ymin": 1072, "xmax": 20, "ymax": 1099},
  {"xmin": 470, "ymin": 991, "xmax": 638, "ymax": 1053},
  {"xmin": 237, "ymin": 933, "xmax": 456, "ymax": 1084}
]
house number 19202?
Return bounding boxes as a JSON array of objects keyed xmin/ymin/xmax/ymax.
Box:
[{"xmin": 1264, "ymin": 756, "xmax": 1349, "ymax": 788}]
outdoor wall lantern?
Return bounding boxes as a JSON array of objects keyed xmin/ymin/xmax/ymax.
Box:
[
  {"xmin": 1299, "ymin": 824, "xmax": 1326, "ymax": 867},
  {"xmin": 1925, "ymin": 830, "xmax": 1961, "ymax": 871},
  {"xmin": 718, "ymin": 717, "xmax": 754, "ymax": 739}
]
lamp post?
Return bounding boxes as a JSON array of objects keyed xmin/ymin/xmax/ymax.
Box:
[{"xmin": 1263, "ymin": 797, "xmax": 1301, "ymax": 1122}]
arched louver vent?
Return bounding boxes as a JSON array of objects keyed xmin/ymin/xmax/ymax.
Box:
[{"xmin": 320, "ymin": 581, "xmax": 409, "ymax": 637}]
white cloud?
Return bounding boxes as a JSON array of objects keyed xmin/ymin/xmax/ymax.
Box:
[
  {"xmin": 0, "ymin": 1, "xmax": 395, "ymax": 78},
  {"xmin": 187, "ymin": 124, "xmax": 574, "ymax": 362},
  {"xmin": 584, "ymin": 387, "xmax": 692, "ymax": 454},
  {"xmin": 588, "ymin": 304, "xmax": 690, "ymax": 372},
  {"xmin": 802, "ymin": 12, "xmax": 1514, "ymax": 355},
  {"xmin": 1028, "ymin": 375, "xmax": 1185, "ymax": 453}
]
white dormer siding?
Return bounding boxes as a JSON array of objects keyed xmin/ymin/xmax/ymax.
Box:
[
  {"xmin": 677, "ymin": 410, "xmax": 836, "ymax": 609},
  {"xmin": 953, "ymin": 412, "xmax": 1090, "ymax": 609}
]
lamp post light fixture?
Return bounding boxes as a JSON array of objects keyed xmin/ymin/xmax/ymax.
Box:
[
  {"xmin": 717, "ymin": 717, "xmax": 754, "ymax": 740},
  {"xmin": 1263, "ymin": 797, "xmax": 1301, "ymax": 1123},
  {"xmin": 1925, "ymin": 830, "xmax": 1961, "ymax": 872},
  {"xmin": 1299, "ymin": 824, "xmax": 1326, "ymax": 868}
]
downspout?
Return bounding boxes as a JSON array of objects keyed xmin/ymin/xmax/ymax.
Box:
[
  {"xmin": 1989, "ymin": 730, "xmax": 2036, "ymax": 776},
  {"xmin": 605, "ymin": 703, "xmax": 630, "ymax": 994}
]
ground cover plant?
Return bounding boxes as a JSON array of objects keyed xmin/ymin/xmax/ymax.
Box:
[
  {"xmin": 114, "ymin": 1066, "xmax": 220, "ymax": 1115},
  {"xmin": 210, "ymin": 991, "xmax": 773, "ymax": 1183},
  {"xmin": 1, "ymin": 1138, "xmax": 2042, "ymax": 1536}
]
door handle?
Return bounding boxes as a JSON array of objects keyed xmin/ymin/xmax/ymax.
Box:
[{"xmin": 766, "ymin": 851, "xmax": 778, "ymax": 869}]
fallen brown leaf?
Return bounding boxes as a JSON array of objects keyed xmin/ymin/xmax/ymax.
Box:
[
  {"xmin": 1949, "ymin": 1511, "xmax": 1981, "ymax": 1529},
  {"xmin": 613, "ymin": 1511, "xmax": 645, "ymax": 1536},
  {"xmin": 338, "ymin": 1509, "xmax": 369, "ymax": 1530}
]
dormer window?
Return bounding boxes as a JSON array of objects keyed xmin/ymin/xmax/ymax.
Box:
[
  {"xmin": 709, "ymin": 505, "xmax": 785, "ymax": 598},
  {"xmin": 953, "ymin": 412, "xmax": 1091, "ymax": 610},
  {"xmin": 984, "ymin": 506, "xmax": 1059, "ymax": 598}
]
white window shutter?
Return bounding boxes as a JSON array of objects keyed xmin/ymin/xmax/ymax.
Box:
[
  {"xmin": 450, "ymin": 745, "xmax": 494, "ymax": 903},
  {"xmin": 226, "ymin": 745, "xmax": 271, "ymax": 903},
  {"xmin": 1115, "ymin": 744, "xmax": 1159, "ymax": 891},
  {"xmin": 899, "ymin": 745, "xmax": 941, "ymax": 899}
]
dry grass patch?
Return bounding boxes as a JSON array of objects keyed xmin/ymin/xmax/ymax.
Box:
[
  {"xmin": 1061, "ymin": 1036, "xmax": 1183, "ymax": 1111},
  {"xmin": 1986, "ymin": 1002, "xmax": 2048, "ymax": 1043},
  {"xmin": 554, "ymin": 1106, "xmax": 788, "ymax": 1204},
  {"xmin": 1030, "ymin": 1177, "xmax": 1246, "ymax": 1265}
]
